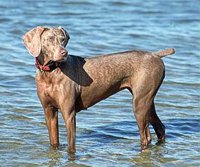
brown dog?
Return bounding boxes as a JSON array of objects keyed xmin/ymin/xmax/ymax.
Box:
[{"xmin": 23, "ymin": 26, "xmax": 175, "ymax": 153}]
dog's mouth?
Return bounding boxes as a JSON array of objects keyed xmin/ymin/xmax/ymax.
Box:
[
  {"xmin": 57, "ymin": 53, "xmax": 68, "ymax": 62},
  {"xmin": 57, "ymin": 56, "xmax": 67, "ymax": 62}
]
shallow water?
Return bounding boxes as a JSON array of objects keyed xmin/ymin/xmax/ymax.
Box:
[{"xmin": 0, "ymin": 0, "xmax": 200, "ymax": 166}]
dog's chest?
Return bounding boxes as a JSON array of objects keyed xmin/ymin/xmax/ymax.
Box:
[
  {"xmin": 38, "ymin": 81, "xmax": 59, "ymax": 105},
  {"xmin": 42, "ymin": 82, "xmax": 56, "ymax": 98},
  {"xmin": 50, "ymin": 87, "xmax": 61, "ymax": 108}
]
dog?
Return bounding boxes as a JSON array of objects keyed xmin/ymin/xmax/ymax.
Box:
[{"xmin": 23, "ymin": 26, "xmax": 175, "ymax": 153}]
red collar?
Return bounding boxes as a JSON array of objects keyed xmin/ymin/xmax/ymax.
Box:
[{"xmin": 35, "ymin": 58, "xmax": 60, "ymax": 72}]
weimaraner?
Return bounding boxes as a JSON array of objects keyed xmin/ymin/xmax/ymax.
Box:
[{"xmin": 23, "ymin": 26, "xmax": 175, "ymax": 153}]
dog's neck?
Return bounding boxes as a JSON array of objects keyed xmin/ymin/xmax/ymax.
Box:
[
  {"xmin": 37, "ymin": 53, "xmax": 50, "ymax": 65},
  {"xmin": 35, "ymin": 54, "xmax": 60, "ymax": 72},
  {"xmin": 37, "ymin": 54, "xmax": 45, "ymax": 65}
]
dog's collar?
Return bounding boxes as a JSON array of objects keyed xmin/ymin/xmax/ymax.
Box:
[{"xmin": 35, "ymin": 58, "xmax": 60, "ymax": 72}]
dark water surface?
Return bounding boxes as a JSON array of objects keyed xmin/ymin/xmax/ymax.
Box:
[{"xmin": 0, "ymin": 0, "xmax": 200, "ymax": 166}]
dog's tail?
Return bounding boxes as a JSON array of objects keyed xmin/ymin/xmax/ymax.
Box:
[{"xmin": 154, "ymin": 48, "xmax": 175, "ymax": 58}]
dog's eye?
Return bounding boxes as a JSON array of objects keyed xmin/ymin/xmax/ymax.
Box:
[
  {"xmin": 49, "ymin": 36, "xmax": 55, "ymax": 41},
  {"xmin": 60, "ymin": 37, "xmax": 66, "ymax": 44}
]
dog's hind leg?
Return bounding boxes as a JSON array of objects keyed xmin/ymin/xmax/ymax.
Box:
[
  {"xmin": 132, "ymin": 92, "xmax": 153, "ymax": 150},
  {"xmin": 149, "ymin": 102, "xmax": 165, "ymax": 141},
  {"xmin": 131, "ymin": 66, "xmax": 165, "ymax": 150}
]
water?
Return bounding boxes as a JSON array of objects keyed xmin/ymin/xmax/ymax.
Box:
[{"xmin": 0, "ymin": 0, "xmax": 200, "ymax": 166}]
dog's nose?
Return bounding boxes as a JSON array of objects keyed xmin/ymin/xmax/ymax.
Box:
[
  {"xmin": 61, "ymin": 50, "xmax": 67, "ymax": 55},
  {"xmin": 60, "ymin": 48, "xmax": 67, "ymax": 56}
]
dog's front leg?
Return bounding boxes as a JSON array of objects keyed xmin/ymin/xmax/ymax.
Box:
[
  {"xmin": 61, "ymin": 107, "xmax": 76, "ymax": 153},
  {"xmin": 44, "ymin": 106, "xmax": 59, "ymax": 149}
]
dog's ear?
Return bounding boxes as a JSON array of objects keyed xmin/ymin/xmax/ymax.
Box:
[
  {"xmin": 58, "ymin": 26, "xmax": 70, "ymax": 47},
  {"xmin": 23, "ymin": 26, "xmax": 46, "ymax": 57}
]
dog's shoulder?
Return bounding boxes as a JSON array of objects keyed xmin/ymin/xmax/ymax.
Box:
[{"xmin": 67, "ymin": 54, "xmax": 86, "ymax": 66}]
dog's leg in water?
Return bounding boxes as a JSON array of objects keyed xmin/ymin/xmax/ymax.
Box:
[
  {"xmin": 149, "ymin": 103, "xmax": 165, "ymax": 141},
  {"xmin": 61, "ymin": 108, "xmax": 76, "ymax": 154},
  {"xmin": 44, "ymin": 106, "xmax": 59, "ymax": 148},
  {"xmin": 133, "ymin": 95, "xmax": 152, "ymax": 150}
]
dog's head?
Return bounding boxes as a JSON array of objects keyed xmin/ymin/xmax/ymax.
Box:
[{"xmin": 23, "ymin": 26, "xmax": 70, "ymax": 62}]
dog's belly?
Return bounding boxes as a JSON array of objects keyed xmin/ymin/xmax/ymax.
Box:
[{"xmin": 75, "ymin": 77, "xmax": 130, "ymax": 111}]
